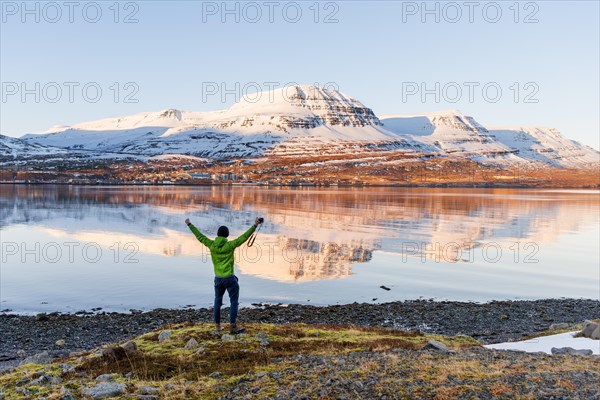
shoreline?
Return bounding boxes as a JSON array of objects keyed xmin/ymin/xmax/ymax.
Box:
[
  {"xmin": 1, "ymin": 181, "xmax": 599, "ymax": 189},
  {"xmin": 1, "ymin": 298, "xmax": 598, "ymax": 371}
]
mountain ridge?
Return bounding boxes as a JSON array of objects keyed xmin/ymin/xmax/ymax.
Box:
[{"xmin": 5, "ymin": 84, "xmax": 599, "ymax": 169}]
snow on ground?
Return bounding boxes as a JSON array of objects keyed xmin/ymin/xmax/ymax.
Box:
[{"xmin": 485, "ymin": 331, "xmax": 600, "ymax": 355}]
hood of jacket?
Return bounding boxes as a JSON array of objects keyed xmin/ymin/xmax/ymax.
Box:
[{"xmin": 214, "ymin": 236, "xmax": 228, "ymax": 248}]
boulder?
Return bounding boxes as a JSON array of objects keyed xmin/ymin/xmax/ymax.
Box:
[
  {"xmin": 95, "ymin": 373, "xmax": 117, "ymax": 382},
  {"xmin": 82, "ymin": 382, "xmax": 126, "ymax": 399},
  {"xmin": 580, "ymin": 320, "xmax": 599, "ymax": 338},
  {"xmin": 221, "ymin": 334, "xmax": 235, "ymax": 341},
  {"xmin": 591, "ymin": 324, "xmax": 600, "ymax": 340},
  {"xmin": 55, "ymin": 339, "xmax": 66, "ymax": 347},
  {"xmin": 184, "ymin": 338, "xmax": 199, "ymax": 350},
  {"xmin": 20, "ymin": 351, "xmax": 52, "ymax": 365},
  {"xmin": 420, "ymin": 339, "xmax": 455, "ymax": 353},
  {"xmin": 158, "ymin": 330, "xmax": 172, "ymax": 342},
  {"xmin": 120, "ymin": 341, "xmax": 138, "ymax": 353},
  {"xmin": 551, "ymin": 347, "xmax": 593, "ymax": 356},
  {"xmin": 139, "ymin": 386, "xmax": 159, "ymax": 395}
]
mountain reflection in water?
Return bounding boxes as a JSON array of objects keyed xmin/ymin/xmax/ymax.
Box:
[{"xmin": 1, "ymin": 185, "xmax": 598, "ymax": 312}]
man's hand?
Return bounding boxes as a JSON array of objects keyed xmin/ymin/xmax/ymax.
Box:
[
  {"xmin": 185, "ymin": 218, "xmax": 191, "ymax": 225},
  {"xmin": 254, "ymin": 218, "xmax": 262, "ymax": 226}
]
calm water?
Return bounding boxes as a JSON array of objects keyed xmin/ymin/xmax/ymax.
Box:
[{"xmin": 1, "ymin": 185, "xmax": 599, "ymax": 314}]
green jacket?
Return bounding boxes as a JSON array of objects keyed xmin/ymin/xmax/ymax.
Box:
[{"xmin": 188, "ymin": 223, "xmax": 256, "ymax": 277}]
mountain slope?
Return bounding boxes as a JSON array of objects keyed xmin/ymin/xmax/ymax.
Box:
[
  {"xmin": 0, "ymin": 134, "xmax": 68, "ymax": 161},
  {"xmin": 379, "ymin": 111, "xmax": 527, "ymax": 165},
  {"xmin": 22, "ymin": 85, "xmax": 416, "ymax": 158},
  {"xmin": 14, "ymin": 85, "xmax": 600, "ymax": 168},
  {"xmin": 489, "ymin": 126, "xmax": 600, "ymax": 168}
]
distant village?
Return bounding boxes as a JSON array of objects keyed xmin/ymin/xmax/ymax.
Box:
[
  {"xmin": 0, "ymin": 159, "xmax": 366, "ymax": 186},
  {"xmin": 0, "ymin": 155, "xmax": 597, "ymax": 188}
]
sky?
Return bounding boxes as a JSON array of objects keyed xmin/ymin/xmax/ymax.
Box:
[{"xmin": 1, "ymin": 0, "xmax": 599, "ymax": 148}]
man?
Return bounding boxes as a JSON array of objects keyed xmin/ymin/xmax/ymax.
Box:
[{"xmin": 185, "ymin": 217, "xmax": 261, "ymax": 334}]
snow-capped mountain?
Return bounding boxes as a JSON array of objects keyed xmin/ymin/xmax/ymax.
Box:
[
  {"xmin": 21, "ymin": 85, "xmax": 429, "ymax": 159},
  {"xmin": 379, "ymin": 110, "xmax": 525, "ymax": 164},
  {"xmin": 0, "ymin": 134, "xmax": 68, "ymax": 161},
  {"xmin": 488, "ymin": 126, "xmax": 600, "ymax": 168},
  {"xmin": 13, "ymin": 85, "xmax": 600, "ymax": 168}
]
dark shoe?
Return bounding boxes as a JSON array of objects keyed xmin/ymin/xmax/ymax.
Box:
[{"xmin": 230, "ymin": 327, "xmax": 246, "ymax": 335}]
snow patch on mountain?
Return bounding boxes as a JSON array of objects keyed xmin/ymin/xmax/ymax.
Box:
[
  {"xmin": 0, "ymin": 134, "xmax": 67, "ymax": 159},
  {"xmin": 489, "ymin": 126, "xmax": 600, "ymax": 168},
  {"xmin": 379, "ymin": 111, "xmax": 525, "ymax": 165}
]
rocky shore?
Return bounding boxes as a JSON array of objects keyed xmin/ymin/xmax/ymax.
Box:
[
  {"xmin": 1, "ymin": 318, "xmax": 599, "ymax": 399},
  {"xmin": 1, "ymin": 298, "xmax": 598, "ymax": 372}
]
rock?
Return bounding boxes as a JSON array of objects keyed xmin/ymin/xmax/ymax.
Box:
[
  {"xmin": 420, "ymin": 339, "xmax": 455, "ymax": 353},
  {"xmin": 121, "ymin": 341, "xmax": 138, "ymax": 353},
  {"xmin": 59, "ymin": 363, "xmax": 75, "ymax": 374},
  {"xmin": 380, "ymin": 285, "xmax": 391, "ymax": 291},
  {"xmin": 95, "ymin": 373, "xmax": 117, "ymax": 381},
  {"xmin": 209, "ymin": 371, "xmax": 221, "ymax": 379},
  {"xmin": 16, "ymin": 349, "xmax": 26, "ymax": 358},
  {"xmin": 255, "ymin": 333, "xmax": 270, "ymax": 346},
  {"xmin": 549, "ymin": 322, "xmax": 570, "ymax": 330},
  {"xmin": 133, "ymin": 396, "xmax": 158, "ymax": 400},
  {"xmin": 164, "ymin": 383, "xmax": 175, "ymax": 390},
  {"xmin": 580, "ymin": 320, "xmax": 599, "ymax": 338},
  {"xmin": 592, "ymin": 324, "xmax": 600, "ymax": 340},
  {"xmin": 196, "ymin": 347, "xmax": 206, "ymax": 354},
  {"xmin": 27, "ymin": 374, "xmax": 62, "ymax": 386},
  {"xmin": 20, "ymin": 351, "xmax": 52, "ymax": 365},
  {"xmin": 59, "ymin": 386, "xmax": 73, "ymax": 400},
  {"xmin": 221, "ymin": 334, "xmax": 235, "ymax": 341},
  {"xmin": 551, "ymin": 347, "xmax": 593, "ymax": 356},
  {"xmin": 55, "ymin": 339, "xmax": 66, "ymax": 346},
  {"xmin": 184, "ymin": 338, "xmax": 199, "ymax": 350},
  {"xmin": 101, "ymin": 346, "xmax": 128, "ymax": 360},
  {"xmin": 158, "ymin": 330, "xmax": 172, "ymax": 342},
  {"xmin": 82, "ymin": 382, "xmax": 126, "ymax": 399},
  {"xmin": 36, "ymin": 313, "xmax": 49, "ymax": 321},
  {"xmin": 139, "ymin": 386, "xmax": 159, "ymax": 395}
]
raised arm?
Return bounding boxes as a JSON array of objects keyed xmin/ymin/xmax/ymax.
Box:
[
  {"xmin": 186, "ymin": 219, "xmax": 214, "ymax": 248},
  {"xmin": 227, "ymin": 224, "xmax": 257, "ymax": 249}
]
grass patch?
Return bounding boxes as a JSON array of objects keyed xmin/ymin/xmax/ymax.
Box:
[{"xmin": 3, "ymin": 321, "xmax": 596, "ymax": 399}]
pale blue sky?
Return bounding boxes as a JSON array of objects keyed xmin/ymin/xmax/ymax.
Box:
[{"xmin": 1, "ymin": 1, "xmax": 599, "ymax": 148}]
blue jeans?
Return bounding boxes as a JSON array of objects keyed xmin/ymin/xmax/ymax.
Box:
[{"xmin": 214, "ymin": 275, "xmax": 239, "ymax": 325}]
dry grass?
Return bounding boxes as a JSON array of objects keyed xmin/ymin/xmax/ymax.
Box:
[{"xmin": 1, "ymin": 322, "xmax": 598, "ymax": 400}]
